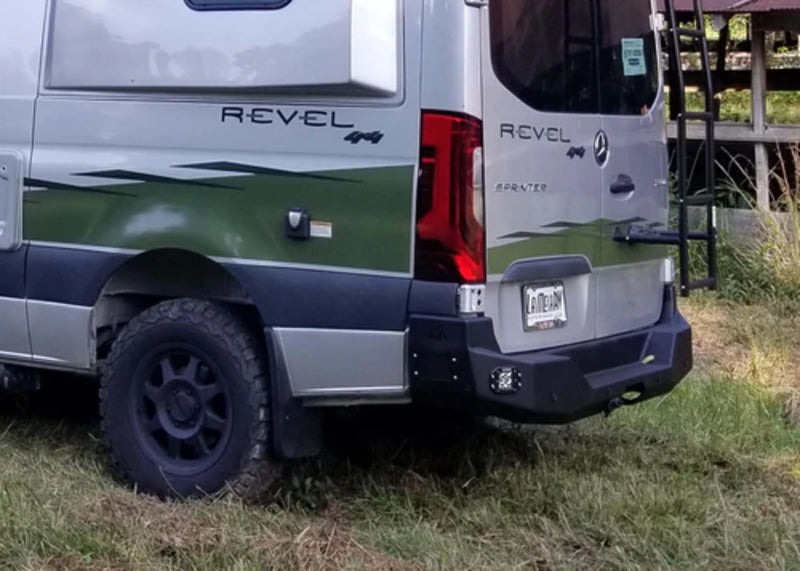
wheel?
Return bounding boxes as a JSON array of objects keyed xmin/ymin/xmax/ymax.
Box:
[{"xmin": 100, "ymin": 298, "xmax": 278, "ymax": 498}]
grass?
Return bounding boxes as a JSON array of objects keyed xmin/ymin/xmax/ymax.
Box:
[
  {"xmin": 3, "ymin": 300, "xmax": 800, "ymax": 570},
  {"xmin": 681, "ymin": 90, "xmax": 800, "ymax": 125},
  {"xmin": 693, "ymin": 232, "xmax": 800, "ymax": 312},
  {"xmin": 684, "ymin": 143, "xmax": 800, "ymax": 309}
]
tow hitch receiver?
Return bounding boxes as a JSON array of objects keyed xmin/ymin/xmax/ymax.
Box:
[
  {"xmin": 604, "ymin": 397, "xmax": 625, "ymax": 417},
  {"xmin": 604, "ymin": 387, "xmax": 646, "ymax": 417}
]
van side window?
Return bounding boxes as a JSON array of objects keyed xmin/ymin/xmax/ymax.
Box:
[
  {"xmin": 185, "ymin": 0, "xmax": 291, "ymax": 10},
  {"xmin": 490, "ymin": 0, "xmax": 659, "ymax": 115}
]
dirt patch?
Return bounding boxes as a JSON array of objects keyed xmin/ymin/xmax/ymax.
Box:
[
  {"xmin": 31, "ymin": 555, "xmax": 126, "ymax": 571},
  {"xmin": 73, "ymin": 493, "xmax": 226, "ymax": 552},
  {"xmin": 255, "ymin": 512, "xmax": 416, "ymax": 570},
  {"xmin": 682, "ymin": 301, "xmax": 750, "ymax": 376},
  {"xmin": 70, "ymin": 494, "xmax": 412, "ymax": 570},
  {"xmin": 682, "ymin": 298, "xmax": 800, "ymax": 393}
]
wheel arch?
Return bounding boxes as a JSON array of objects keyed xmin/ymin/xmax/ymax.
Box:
[
  {"xmin": 93, "ymin": 248, "xmax": 263, "ymax": 356},
  {"xmin": 93, "ymin": 248, "xmax": 325, "ymax": 461}
]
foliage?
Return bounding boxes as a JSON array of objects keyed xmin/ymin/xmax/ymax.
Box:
[
  {"xmin": 704, "ymin": 14, "xmax": 750, "ymax": 43},
  {"xmin": 672, "ymin": 13, "xmax": 800, "ymax": 125},
  {"xmin": 687, "ymin": 145, "xmax": 800, "ymax": 310},
  {"xmin": 679, "ymin": 90, "xmax": 800, "ymax": 125}
]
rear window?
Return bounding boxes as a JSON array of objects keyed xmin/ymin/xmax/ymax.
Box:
[{"xmin": 490, "ymin": 0, "xmax": 659, "ymax": 116}]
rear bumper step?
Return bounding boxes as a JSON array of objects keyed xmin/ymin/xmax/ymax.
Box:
[{"xmin": 409, "ymin": 286, "xmax": 692, "ymax": 424}]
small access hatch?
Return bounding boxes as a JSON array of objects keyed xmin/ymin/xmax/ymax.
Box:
[{"xmin": 0, "ymin": 152, "xmax": 22, "ymax": 252}]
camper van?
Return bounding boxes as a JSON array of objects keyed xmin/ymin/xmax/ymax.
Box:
[{"xmin": 0, "ymin": 0, "xmax": 712, "ymax": 498}]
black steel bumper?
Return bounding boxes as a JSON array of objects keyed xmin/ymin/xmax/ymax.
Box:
[{"xmin": 409, "ymin": 285, "xmax": 692, "ymax": 424}]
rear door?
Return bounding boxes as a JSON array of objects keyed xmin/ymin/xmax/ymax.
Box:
[
  {"xmin": 482, "ymin": 0, "xmax": 603, "ymax": 354},
  {"xmin": 595, "ymin": 1, "xmax": 669, "ymax": 337},
  {"xmin": 481, "ymin": 0, "xmax": 667, "ymax": 354}
]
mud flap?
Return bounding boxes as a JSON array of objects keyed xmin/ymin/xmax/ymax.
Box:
[{"xmin": 265, "ymin": 328, "xmax": 323, "ymax": 459}]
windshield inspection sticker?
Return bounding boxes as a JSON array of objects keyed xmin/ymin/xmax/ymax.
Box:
[{"xmin": 621, "ymin": 38, "xmax": 646, "ymax": 77}]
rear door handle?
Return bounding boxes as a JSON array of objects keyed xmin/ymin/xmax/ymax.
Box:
[{"xmin": 610, "ymin": 174, "xmax": 636, "ymax": 194}]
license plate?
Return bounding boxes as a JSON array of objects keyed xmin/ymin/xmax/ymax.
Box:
[{"xmin": 523, "ymin": 282, "xmax": 567, "ymax": 331}]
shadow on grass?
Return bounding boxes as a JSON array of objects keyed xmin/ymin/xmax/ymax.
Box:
[
  {"xmin": 0, "ymin": 377, "xmax": 552, "ymax": 505},
  {"xmin": 272, "ymin": 407, "xmax": 579, "ymax": 511},
  {"xmin": 0, "ymin": 374, "xmax": 103, "ymax": 468},
  {"xmin": 1, "ymin": 376, "xmax": 771, "ymax": 515}
]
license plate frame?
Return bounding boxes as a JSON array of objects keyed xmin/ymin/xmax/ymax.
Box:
[{"xmin": 522, "ymin": 282, "xmax": 568, "ymax": 332}]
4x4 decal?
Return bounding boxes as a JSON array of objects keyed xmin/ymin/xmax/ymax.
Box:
[
  {"xmin": 566, "ymin": 146, "xmax": 586, "ymax": 159},
  {"xmin": 344, "ymin": 131, "xmax": 385, "ymax": 145}
]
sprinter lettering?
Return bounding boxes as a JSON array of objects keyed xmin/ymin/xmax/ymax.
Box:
[
  {"xmin": 221, "ymin": 107, "xmax": 355, "ymax": 129},
  {"xmin": 494, "ymin": 182, "xmax": 548, "ymax": 193},
  {"xmin": 499, "ymin": 123, "xmax": 571, "ymax": 143}
]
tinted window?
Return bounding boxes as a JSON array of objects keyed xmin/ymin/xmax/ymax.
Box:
[
  {"xmin": 490, "ymin": 0, "xmax": 659, "ymax": 115},
  {"xmin": 185, "ymin": 0, "xmax": 290, "ymax": 10}
]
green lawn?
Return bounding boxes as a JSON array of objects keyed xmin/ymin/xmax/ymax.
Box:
[
  {"xmin": 680, "ymin": 90, "xmax": 800, "ymax": 125},
  {"xmin": 2, "ymin": 297, "xmax": 800, "ymax": 570}
]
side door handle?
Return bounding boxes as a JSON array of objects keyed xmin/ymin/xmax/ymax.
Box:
[{"xmin": 610, "ymin": 174, "xmax": 635, "ymax": 194}]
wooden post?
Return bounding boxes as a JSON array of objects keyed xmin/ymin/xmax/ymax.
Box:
[
  {"xmin": 714, "ymin": 23, "xmax": 729, "ymax": 121},
  {"xmin": 751, "ymin": 23, "xmax": 770, "ymax": 210}
]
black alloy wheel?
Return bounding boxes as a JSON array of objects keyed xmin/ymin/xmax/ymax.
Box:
[
  {"xmin": 132, "ymin": 346, "xmax": 232, "ymax": 474},
  {"xmin": 101, "ymin": 299, "xmax": 278, "ymax": 498}
]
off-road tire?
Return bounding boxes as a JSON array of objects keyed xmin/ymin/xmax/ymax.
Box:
[{"xmin": 100, "ymin": 298, "xmax": 279, "ymax": 499}]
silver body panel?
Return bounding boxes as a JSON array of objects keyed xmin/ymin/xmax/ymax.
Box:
[
  {"xmin": 0, "ymin": 298, "xmax": 31, "ymax": 360},
  {"xmin": 595, "ymin": 260, "xmax": 664, "ymax": 338},
  {"xmin": 48, "ymin": 0, "xmax": 400, "ymax": 96},
  {"xmin": 0, "ymin": 1, "xmax": 43, "ymax": 159},
  {"xmin": 27, "ymin": 301, "xmax": 94, "ymax": 370},
  {"xmin": 0, "ymin": 5, "xmax": 45, "ymax": 363},
  {"xmin": 420, "ymin": 1, "xmax": 483, "ymax": 117},
  {"xmin": 30, "ymin": 101, "xmax": 417, "ymax": 207},
  {"xmin": 597, "ymin": 2, "xmax": 669, "ymax": 338},
  {"xmin": 273, "ymin": 328, "xmax": 407, "ymax": 398},
  {"xmin": 0, "ymin": 4, "xmax": 43, "ymax": 251},
  {"xmin": 0, "ymin": 299, "xmax": 94, "ymax": 371}
]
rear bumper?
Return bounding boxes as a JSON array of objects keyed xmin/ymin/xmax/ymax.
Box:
[{"xmin": 409, "ymin": 285, "xmax": 692, "ymax": 424}]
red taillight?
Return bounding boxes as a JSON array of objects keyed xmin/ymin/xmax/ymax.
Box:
[{"xmin": 415, "ymin": 111, "xmax": 486, "ymax": 284}]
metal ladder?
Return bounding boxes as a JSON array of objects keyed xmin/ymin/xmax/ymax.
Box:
[{"xmin": 615, "ymin": 0, "xmax": 717, "ymax": 297}]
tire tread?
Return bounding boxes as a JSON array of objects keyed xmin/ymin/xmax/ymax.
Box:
[{"xmin": 99, "ymin": 298, "xmax": 277, "ymax": 499}]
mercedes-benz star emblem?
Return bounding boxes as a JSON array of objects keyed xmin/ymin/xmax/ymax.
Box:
[{"xmin": 594, "ymin": 130, "xmax": 610, "ymax": 167}]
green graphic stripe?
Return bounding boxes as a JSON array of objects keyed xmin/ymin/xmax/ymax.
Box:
[
  {"xmin": 24, "ymin": 165, "xmax": 415, "ymax": 274},
  {"xmin": 488, "ymin": 220, "xmax": 667, "ymax": 274},
  {"xmin": 25, "ymin": 167, "xmax": 663, "ymax": 276}
]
